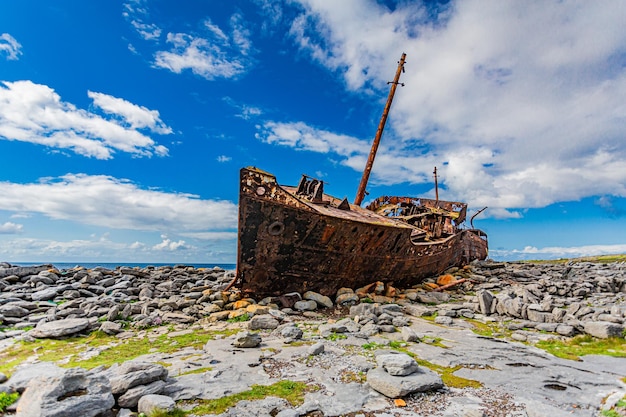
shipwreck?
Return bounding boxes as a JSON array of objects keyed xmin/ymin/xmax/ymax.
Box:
[{"xmin": 236, "ymin": 53, "xmax": 488, "ymax": 297}]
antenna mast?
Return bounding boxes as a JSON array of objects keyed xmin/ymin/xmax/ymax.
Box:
[{"xmin": 354, "ymin": 53, "xmax": 406, "ymax": 206}]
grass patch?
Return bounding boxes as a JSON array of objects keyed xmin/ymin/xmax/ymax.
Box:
[
  {"xmin": 177, "ymin": 366, "xmax": 213, "ymax": 376},
  {"xmin": 139, "ymin": 408, "xmax": 187, "ymax": 417},
  {"xmin": 186, "ymin": 380, "xmax": 314, "ymax": 415},
  {"xmin": 601, "ymin": 395, "xmax": 626, "ymax": 417},
  {"xmin": 536, "ymin": 335, "xmax": 626, "ymax": 361},
  {"xmin": 360, "ymin": 342, "xmax": 481, "ymax": 388},
  {"xmin": 0, "ymin": 327, "xmax": 239, "ymax": 377},
  {"xmin": 0, "ymin": 392, "xmax": 19, "ymax": 412},
  {"xmin": 464, "ymin": 318, "xmax": 513, "ymax": 339},
  {"xmin": 325, "ymin": 332, "xmax": 347, "ymax": 341}
]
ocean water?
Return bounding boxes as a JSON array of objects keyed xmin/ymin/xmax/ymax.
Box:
[{"xmin": 11, "ymin": 262, "xmax": 236, "ymax": 271}]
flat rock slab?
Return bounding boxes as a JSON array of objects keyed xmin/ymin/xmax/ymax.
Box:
[
  {"xmin": 29, "ymin": 318, "xmax": 90, "ymax": 338},
  {"xmin": 367, "ymin": 366, "xmax": 444, "ymax": 398}
]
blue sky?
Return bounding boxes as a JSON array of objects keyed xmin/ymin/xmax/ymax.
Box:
[{"xmin": 0, "ymin": 0, "xmax": 625, "ymax": 264}]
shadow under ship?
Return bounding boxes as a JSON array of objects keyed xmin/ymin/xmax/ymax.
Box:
[{"xmin": 235, "ymin": 53, "xmax": 488, "ymax": 297}]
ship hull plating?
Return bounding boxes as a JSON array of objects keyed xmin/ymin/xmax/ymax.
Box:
[{"xmin": 236, "ymin": 167, "xmax": 488, "ymax": 297}]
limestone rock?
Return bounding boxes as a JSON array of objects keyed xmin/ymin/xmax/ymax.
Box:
[
  {"xmin": 138, "ymin": 394, "xmax": 176, "ymax": 414},
  {"xmin": 303, "ymin": 291, "xmax": 334, "ymax": 308},
  {"xmin": 232, "ymin": 331, "xmax": 262, "ymax": 348},
  {"xmin": 117, "ymin": 380, "xmax": 166, "ymax": 408},
  {"xmin": 308, "ymin": 342, "xmax": 325, "ymax": 356},
  {"xmin": 400, "ymin": 327, "xmax": 420, "ymax": 342},
  {"xmin": 248, "ymin": 314, "xmax": 280, "ymax": 330},
  {"xmin": 15, "ymin": 367, "xmax": 114, "ymax": 417},
  {"xmin": 108, "ymin": 362, "xmax": 168, "ymax": 395},
  {"xmin": 293, "ymin": 300, "xmax": 317, "ymax": 311},
  {"xmin": 583, "ymin": 321, "xmax": 624, "ymax": 339},
  {"xmin": 29, "ymin": 318, "xmax": 90, "ymax": 339},
  {"xmin": 30, "ymin": 287, "xmax": 58, "ymax": 301},
  {"xmin": 377, "ymin": 353, "xmax": 419, "ymax": 376},
  {"xmin": 367, "ymin": 366, "xmax": 444, "ymax": 398}
]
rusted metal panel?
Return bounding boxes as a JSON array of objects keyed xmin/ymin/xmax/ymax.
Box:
[{"xmin": 236, "ymin": 167, "xmax": 488, "ymax": 297}]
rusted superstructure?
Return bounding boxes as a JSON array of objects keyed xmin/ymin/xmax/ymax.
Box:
[
  {"xmin": 236, "ymin": 167, "xmax": 488, "ymax": 296},
  {"xmin": 235, "ymin": 53, "xmax": 488, "ymax": 296}
]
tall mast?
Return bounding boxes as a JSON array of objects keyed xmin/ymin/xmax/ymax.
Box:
[
  {"xmin": 433, "ymin": 166, "xmax": 439, "ymax": 203},
  {"xmin": 354, "ymin": 52, "xmax": 406, "ymax": 206}
]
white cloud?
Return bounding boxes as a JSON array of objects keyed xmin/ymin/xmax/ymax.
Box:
[
  {"xmin": 0, "ymin": 222, "xmax": 23, "ymax": 234},
  {"xmin": 0, "ymin": 33, "xmax": 22, "ymax": 60},
  {"xmin": 153, "ymin": 236, "xmax": 189, "ymax": 251},
  {"xmin": 491, "ymin": 243, "xmax": 626, "ymax": 261},
  {"xmin": 0, "ymin": 81, "xmax": 171, "ymax": 159},
  {"xmin": 0, "ymin": 174, "xmax": 238, "ymax": 232},
  {"xmin": 123, "ymin": 0, "xmax": 162, "ymax": 41},
  {"xmin": 154, "ymin": 12, "xmax": 254, "ymax": 81},
  {"xmin": 130, "ymin": 20, "xmax": 162, "ymax": 40},
  {"xmin": 257, "ymin": 121, "xmax": 369, "ymax": 156},
  {"xmin": 88, "ymin": 91, "xmax": 172, "ymax": 134},
  {"xmin": 259, "ymin": 1, "xmax": 626, "ymax": 213},
  {"xmin": 154, "ymin": 33, "xmax": 245, "ymax": 80},
  {"xmin": 216, "ymin": 155, "xmax": 232, "ymax": 163}
]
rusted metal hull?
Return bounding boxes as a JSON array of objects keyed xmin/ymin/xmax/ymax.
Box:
[{"xmin": 237, "ymin": 167, "xmax": 488, "ymax": 297}]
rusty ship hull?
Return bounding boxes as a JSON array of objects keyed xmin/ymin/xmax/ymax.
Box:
[{"xmin": 236, "ymin": 167, "xmax": 488, "ymax": 297}]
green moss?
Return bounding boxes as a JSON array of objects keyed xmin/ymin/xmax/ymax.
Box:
[
  {"xmin": 325, "ymin": 332, "xmax": 347, "ymax": 341},
  {"xmin": 177, "ymin": 366, "xmax": 213, "ymax": 376},
  {"xmin": 0, "ymin": 392, "xmax": 19, "ymax": 412},
  {"xmin": 144, "ymin": 408, "xmax": 187, "ymax": 417},
  {"xmin": 186, "ymin": 380, "xmax": 314, "ymax": 415},
  {"xmin": 0, "ymin": 327, "xmax": 239, "ymax": 376},
  {"xmin": 535, "ymin": 335, "xmax": 626, "ymax": 361}
]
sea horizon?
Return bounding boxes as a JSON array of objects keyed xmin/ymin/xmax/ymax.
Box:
[{"xmin": 6, "ymin": 261, "xmax": 237, "ymax": 271}]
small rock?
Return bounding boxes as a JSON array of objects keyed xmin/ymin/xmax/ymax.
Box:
[
  {"xmin": 232, "ymin": 331, "xmax": 262, "ymax": 348},
  {"xmin": 303, "ymin": 291, "xmax": 333, "ymax": 308},
  {"xmin": 294, "ymin": 300, "xmax": 318, "ymax": 311},
  {"xmin": 377, "ymin": 353, "xmax": 419, "ymax": 376},
  {"xmin": 400, "ymin": 327, "xmax": 420, "ymax": 342},
  {"xmin": 138, "ymin": 394, "xmax": 176, "ymax": 414},
  {"xmin": 308, "ymin": 342, "xmax": 325, "ymax": 356},
  {"xmin": 248, "ymin": 314, "xmax": 280, "ymax": 330},
  {"xmin": 367, "ymin": 366, "xmax": 444, "ymax": 398}
]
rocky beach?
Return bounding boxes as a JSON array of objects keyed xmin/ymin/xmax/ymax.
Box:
[{"xmin": 0, "ymin": 259, "xmax": 625, "ymax": 417}]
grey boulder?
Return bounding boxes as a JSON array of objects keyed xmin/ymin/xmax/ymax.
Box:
[
  {"xmin": 15, "ymin": 367, "xmax": 114, "ymax": 417},
  {"xmin": 367, "ymin": 366, "xmax": 443, "ymax": 398}
]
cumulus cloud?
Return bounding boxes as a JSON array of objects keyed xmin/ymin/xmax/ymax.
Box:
[
  {"xmin": 216, "ymin": 155, "xmax": 232, "ymax": 163},
  {"xmin": 0, "ymin": 81, "xmax": 172, "ymax": 159},
  {"xmin": 88, "ymin": 91, "xmax": 172, "ymax": 134},
  {"xmin": 257, "ymin": 121, "xmax": 369, "ymax": 156},
  {"xmin": 0, "ymin": 174, "xmax": 237, "ymax": 232},
  {"xmin": 0, "ymin": 222, "xmax": 23, "ymax": 234},
  {"xmin": 153, "ymin": 14, "xmax": 253, "ymax": 80},
  {"xmin": 153, "ymin": 236, "xmax": 189, "ymax": 251},
  {"xmin": 0, "ymin": 33, "xmax": 22, "ymax": 60},
  {"xmin": 256, "ymin": 0, "xmax": 626, "ymax": 215}
]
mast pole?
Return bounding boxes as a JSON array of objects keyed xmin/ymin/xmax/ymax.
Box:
[
  {"xmin": 433, "ymin": 167, "xmax": 439, "ymax": 203},
  {"xmin": 354, "ymin": 53, "xmax": 406, "ymax": 206}
]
